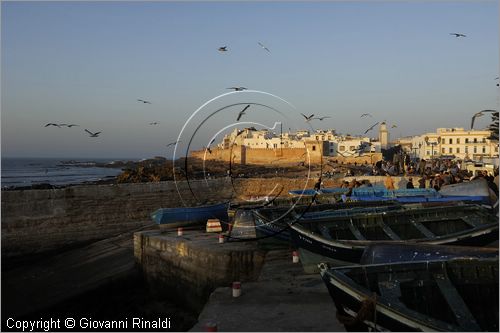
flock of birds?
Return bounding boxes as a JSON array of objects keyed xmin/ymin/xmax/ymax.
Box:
[
  {"xmin": 216, "ymin": 33, "xmax": 492, "ymax": 139},
  {"xmin": 44, "ymin": 33, "xmax": 497, "ymax": 151},
  {"xmin": 44, "ymin": 99, "xmax": 156, "ymax": 138}
]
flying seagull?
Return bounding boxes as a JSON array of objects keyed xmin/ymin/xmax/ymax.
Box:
[
  {"xmin": 84, "ymin": 129, "xmax": 101, "ymax": 137},
  {"xmin": 137, "ymin": 99, "xmax": 152, "ymax": 104},
  {"xmin": 300, "ymin": 113, "xmax": 315, "ymax": 122},
  {"xmin": 237, "ymin": 105, "xmax": 251, "ymax": 121},
  {"xmin": 44, "ymin": 123, "xmax": 62, "ymax": 128},
  {"xmin": 312, "ymin": 116, "xmax": 331, "ymax": 121},
  {"xmin": 227, "ymin": 87, "xmax": 247, "ymax": 91},
  {"xmin": 364, "ymin": 122, "xmax": 379, "ymax": 134},
  {"xmin": 149, "ymin": 122, "xmax": 159, "ymax": 125},
  {"xmin": 360, "ymin": 113, "xmax": 372, "ymax": 118},
  {"xmin": 258, "ymin": 42, "xmax": 270, "ymax": 52},
  {"xmin": 471, "ymin": 110, "xmax": 497, "ymax": 129},
  {"xmin": 218, "ymin": 46, "xmax": 228, "ymax": 52},
  {"xmin": 450, "ymin": 33, "xmax": 466, "ymax": 38},
  {"xmin": 166, "ymin": 140, "xmax": 181, "ymax": 147}
]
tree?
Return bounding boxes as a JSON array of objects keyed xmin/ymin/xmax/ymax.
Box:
[{"xmin": 487, "ymin": 111, "xmax": 499, "ymax": 141}]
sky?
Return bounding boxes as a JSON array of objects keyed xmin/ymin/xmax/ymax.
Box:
[{"xmin": 2, "ymin": 1, "xmax": 499, "ymax": 159}]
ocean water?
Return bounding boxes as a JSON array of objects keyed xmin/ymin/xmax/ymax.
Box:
[{"xmin": 1, "ymin": 157, "xmax": 127, "ymax": 188}]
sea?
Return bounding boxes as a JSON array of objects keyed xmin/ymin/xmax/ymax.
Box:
[{"xmin": 1, "ymin": 157, "xmax": 130, "ymax": 188}]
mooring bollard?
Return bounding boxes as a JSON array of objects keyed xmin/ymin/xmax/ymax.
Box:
[
  {"xmin": 292, "ymin": 250, "xmax": 300, "ymax": 263},
  {"xmin": 232, "ymin": 281, "xmax": 241, "ymax": 297},
  {"xmin": 218, "ymin": 234, "xmax": 225, "ymax": 244},
  {"xmin": 177, "ymin": 227, "xmax": 183, "ymax": 237},
  {"xmin": 205, "ymin": 321, "xmax": 217, "ymax": 332}
]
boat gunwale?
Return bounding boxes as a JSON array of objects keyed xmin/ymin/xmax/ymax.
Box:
[{"xmin": 320, "ymin": 258, "xmax": 499, "ymax": 331}]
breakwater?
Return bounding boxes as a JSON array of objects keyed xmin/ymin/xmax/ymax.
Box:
[{"xmin": 2, "ymin": 177, "xmax": 329, "ymax": 259}]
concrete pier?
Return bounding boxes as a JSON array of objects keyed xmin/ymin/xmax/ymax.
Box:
[
  {"xmin": 135, "ymin": 229, "xmax": 345, "ymax": 331},
  {"xmin": 190, "ymin": 250, "xmax": 345, "ymax": 332},
  {"xmin": 134, "ymin": 229, "xmax": 267, "ymax": 312}
]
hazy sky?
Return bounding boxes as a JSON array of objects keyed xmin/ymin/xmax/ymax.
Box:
[{"xmin": 2, "ymin": 1, "xmax": 498, "ymax": 159}]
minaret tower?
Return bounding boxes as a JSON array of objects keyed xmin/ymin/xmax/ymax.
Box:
[{"xmin": 379, "ymin": 122, "xmax": 389, "ymax": 149}]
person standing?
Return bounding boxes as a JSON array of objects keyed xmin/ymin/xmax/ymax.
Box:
[
  {"xmin": 384, "ymin": 174, "xmax": 395, "ymax": 190},
  {"xmin": 406, "ymin": 177, "xmax": 415, "ymax": 189}
]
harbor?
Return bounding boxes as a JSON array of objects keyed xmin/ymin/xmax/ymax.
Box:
[
  {"xmin": 3, "ymin": 2, "xmax": 499, "ymax": 332},
  {"xmin": 2, "ymin": 172, "xmax": 497, "ymax": 332}
]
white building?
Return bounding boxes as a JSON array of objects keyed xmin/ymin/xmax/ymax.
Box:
[
  {"xmin": 406, "ymin": 128, "xmax": 498, "ymax": 161},
  {"xmin": 218, "ymin": 127, "xmax": 380, "ymax": 157}
]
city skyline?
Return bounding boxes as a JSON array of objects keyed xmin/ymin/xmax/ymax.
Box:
[{"xmin": 2, "ymin": 1, "xmax": 498, "ymax": 159}]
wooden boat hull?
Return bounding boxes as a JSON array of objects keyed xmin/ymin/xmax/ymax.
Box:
[
  {"xmin": 291, "ymin": 179, "xmax": 493, "ymax": 204},
  {"xmin": 150, "ymin": 202, "xmax": 229, "ymax": 226},
  {"xmin": 360, "ymin": 242, "xmax": 499, "ymax": 265},
  {"xmin": 291, "ymin": 204, "xmax": 498, "ymax": 267},
  {"xmin": 319, "ymin": 258, "xmax": 499, "ymax": 331},
  {"xmin": 252, "ymin": 201, "xmax": 402, "ymax": 243}
]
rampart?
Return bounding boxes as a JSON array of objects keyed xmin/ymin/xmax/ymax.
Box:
[{"xmin": 1, "ymin": 177, "xmax": 333, "ymax": 258}]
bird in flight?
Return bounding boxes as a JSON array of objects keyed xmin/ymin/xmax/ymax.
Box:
[
  {"xmin": 237, "ymin": 105, "xmax": 251, "ymax": 121},
  {"xmin": 137, "ymin": 99, "xmax": 152, "ymax": 104},
  {"xmin": 166, "ymin": 140, "xmax": 181, "ymax": 147},
  {"xmin": 218, "ymin": 46, "xmax": 228, "ymax": 52},
  {"xmin": 450, "ymin": 33, "xmax": 466, "ymax": 38},
  {"xmin": 258, "ymin": 42, "xmax": 270, "ymax": 52},
  {"xmin": 149, "ymin": 122, "xmax": 159, "ymax": 125},
  {"xmin": 471, "ymin": 110, "xmax": 497, "ymax": 129},
  {"xmin": 44, "ymin": 123, "xmax": 62, "ymax": 128},
  {"xmin": 360, "ymin": 113, "xmax": 372, "ymax": 118},
  {"xmin": 364, "ymin": 122, "xmax": 379, "ymax": 134},
  {"xmin": 84, "ymin": 129, "xmax": 101, "ymax": 137},
  {"xmin": 312, "ymin": 116, "xmax": 331, "ymax": 121},
  {"xmin": 301, "ymin": 113, "xmax": 315, "ymax": 122},
  {"xmin": 227, "ymin": 87, "xmax": 247, "ymax": 91}
]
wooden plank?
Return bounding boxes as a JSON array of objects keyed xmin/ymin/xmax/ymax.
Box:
[
  {"xmin": 378, "ymin": 221, "xmax": 401, "ymax": 240},
  {"xmin": 410, "ymin": 220, "xmax": 435, "ymax": 238},
  {"xmin": 318, "ymin": 225, "xmax": 332, "ymax": 239},
  {"xmin": 348, "ymin": 219, "xmax": 366, "ymax": 240},
  {"xmin": 434, "ymin": 275, "xmax": 481, "ymax": 331},
  {"xmin": 460, "ymin": 215, "xmax": 480, "ymax": 228}
]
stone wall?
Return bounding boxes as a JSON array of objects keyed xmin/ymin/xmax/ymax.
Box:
[
  {"xmin": 191, "ymin": 146, "xmax": 325, "ymax": 165},
  {"xmin": 134, "ymin": 231, "xmax": 266, "ymax": 312},
  {"xmin": 2, "ymin": 177, "xmax": 336, "ymax": 258}
]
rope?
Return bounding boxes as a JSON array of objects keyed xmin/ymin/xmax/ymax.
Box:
[{"xmin": 336, "ymin": 293, "xmax": 378, "ymax": 328}]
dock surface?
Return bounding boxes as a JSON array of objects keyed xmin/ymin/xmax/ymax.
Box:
[{"xmin": 190, "ymin": 249, "xmax": 345, "ymax": 332}]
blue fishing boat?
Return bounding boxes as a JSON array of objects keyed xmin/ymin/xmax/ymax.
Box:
[
  {"xmin": 319, "ymin": 257, "xmax": 499, "ymax": 331},
  {"xmin": 289, "ymin": 179, "xmax": 493, "ymax": 205},
  {"xmin": 252, "ymin": 201, "xmax": 402, "ymax": 242},
  {"xmin": 151, "ymin": 202, "xmax": 229, "ymax": 227},
  {"xmin": 360, "ymin": 242, "xmax": 498, "ymax": 265},
  {"xmin": 290, "ymin": 203, "xmax": 498, "ymax": 270}
]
